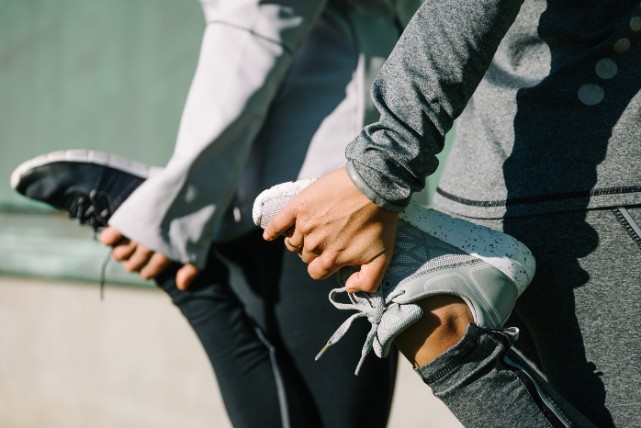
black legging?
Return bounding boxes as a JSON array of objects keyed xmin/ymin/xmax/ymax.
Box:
[{"xmin": 156, "ymin": 229, "xmax": 397, "ymax": 428}]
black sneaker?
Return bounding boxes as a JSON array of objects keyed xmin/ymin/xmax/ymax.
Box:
[{"xmin": 10, "ymin": 150, "xmax": 150, "ymax": 230}]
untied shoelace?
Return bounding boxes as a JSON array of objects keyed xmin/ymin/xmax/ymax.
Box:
[{"xmin": 315, "ymin": 287, "xmax": 404, "ymax": 375}]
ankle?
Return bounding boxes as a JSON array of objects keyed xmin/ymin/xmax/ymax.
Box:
[{"xmin": 394, "ymin": 295, "xmax": 473, "ymax": 368}]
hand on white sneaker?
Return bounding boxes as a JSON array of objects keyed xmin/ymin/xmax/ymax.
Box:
[
  {"xmin": 262, "ymin": 168, "xmax": 399, "ymax": 293},
  {"xmin": 99, "ymin": 227, "xmax": 199, "ymax": 290}
]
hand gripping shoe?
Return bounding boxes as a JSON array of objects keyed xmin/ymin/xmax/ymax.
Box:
[
  {"xmin": 10, "ymin": 150, "xmax": 150, "ymax": 230},
  {"xmin": 253, "ymin": 179, "xmax": 536, "ymax": 374}
]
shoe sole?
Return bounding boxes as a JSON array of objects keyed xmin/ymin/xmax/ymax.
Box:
[{"xmin": 10, "ymin": 149, "xmax": 151, "ymax": 190}]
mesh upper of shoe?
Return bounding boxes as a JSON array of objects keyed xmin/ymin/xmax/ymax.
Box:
[{"xmin": 383, "ymin": 222, "xmax": 477, "ymax": 285}]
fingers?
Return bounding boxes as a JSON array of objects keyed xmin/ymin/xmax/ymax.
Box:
[
  {"xmin": 263, "ymin": 204, "xmax": 297, "ymax": 241},
  {"xmin": 307, "ymin": 254, "xmax": 340, "ymax": 280},
  {"xmin": 306, "ymin": 255, "xmax": 389, "ymax": 293},
  {"xmin": 123, "ymin": 244, "xmax": 154, "ymax": 273},
  {"xmin": 111, "ymin": 240, "xmax": 136, "ymax": 261},
  {"xmin": 100, "ymin": 226, "xmax": 137, "ymax": 262},
  {"xmin": 290, "ymin": 229, "xmax": 324, "ymax": 263},
  {"xmin": 176, "ymin": 264, "xmax": 200, "ymax": 290},
  {"xmin": 99, "ymin": 226, "xmax": 178, "ymax": 282},
  {"xmin": 344, "ymin": 256, "xmax": 389, "ymax": 293},
  {"xmin": 109, "ymin": 238, "xmax": 168, "ymax": 278},
  {"xmin": 139, "ymin": 252, "xmax": 172, "ymax": 280},
  {"xmin": 99, "ymin": 226, "xmax": 126, "ymax": 247},
  {"xmin": 284, "ymin": 235, "xmax": 304, "ymax": 252}
]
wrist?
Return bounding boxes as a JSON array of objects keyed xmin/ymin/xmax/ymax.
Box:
[{"xmin": 345, "ymin": 161, "xmax": 407, "ymax": 213}]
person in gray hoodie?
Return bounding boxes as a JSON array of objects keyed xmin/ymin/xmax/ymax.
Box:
[{"xmin": 264, "ymin": 1, "xmax": 641, "ymax": 427}]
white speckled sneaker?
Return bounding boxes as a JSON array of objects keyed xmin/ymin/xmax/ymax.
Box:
[{"xmin": 253, "ymin": 179, "xmax": 536, "ymax": 374}]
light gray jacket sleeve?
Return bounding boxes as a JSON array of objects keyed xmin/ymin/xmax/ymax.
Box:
[
  {"xmin": 109, "ymin": 0, "xmax": 327, "ymax": 268},
  {"xmin": 345, "ymin": 0, "xmax": 524, "ymax": 212}
]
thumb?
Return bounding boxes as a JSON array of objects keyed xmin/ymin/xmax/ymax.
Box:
[
  {"xmin": 99, "ymin": 226, "xmax": 126, "ymax": 247},
  {"xmin": 176, "ymin": 263, "xmax": 200, "ymax": 291},
  {"xmin": 344, "ymin": 256, "xmax": 389, "ymax": 293}
]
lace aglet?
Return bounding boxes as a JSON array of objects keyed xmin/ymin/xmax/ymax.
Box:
[{"xmin": 315, "ymin": 341, "xmax": 334, "ymax": 361}]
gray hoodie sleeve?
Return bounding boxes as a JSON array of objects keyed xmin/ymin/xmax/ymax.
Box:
[{"xmin": 345, "ymin": 0, "xmax": 524, "ymax": 212}]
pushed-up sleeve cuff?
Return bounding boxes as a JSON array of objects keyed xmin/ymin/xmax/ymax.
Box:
[{"xmin": 346, "ymin": 161, "xmax": 408, "ymax": 213}]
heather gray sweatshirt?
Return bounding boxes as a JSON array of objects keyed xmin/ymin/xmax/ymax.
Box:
[{"xmin": 346, "ymin": 0, "xmax": 641, "ymax": 219}]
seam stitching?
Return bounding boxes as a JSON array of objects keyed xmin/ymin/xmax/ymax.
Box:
[{"xmin": 436, "ymin": 186, "xmax": 641, "ymax": 208}]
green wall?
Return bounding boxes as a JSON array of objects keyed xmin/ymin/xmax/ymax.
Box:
[
  {"xmin": 0, "ymin": 0, "xmax": 203, "ymax": 210},
  {"xmin": 0, "ymin": 0, "xmax": 203, "ymax": 283}
]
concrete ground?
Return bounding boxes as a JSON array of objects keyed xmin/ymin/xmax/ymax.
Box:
[{"xmin": 0, "ymin": 275, "xmax": 463, "ymax": 428}]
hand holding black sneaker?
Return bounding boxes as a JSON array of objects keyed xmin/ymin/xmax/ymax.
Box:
[{"xmin": 11, "ymin": 149, "xmax": 201, "ymax": 291}]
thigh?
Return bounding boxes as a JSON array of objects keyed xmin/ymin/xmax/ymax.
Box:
[
  {"xmin": 499, "ymin": 207, "xmax": 641, "ymax": 428},
  {"xmin": 155, "ymin": 253, "xmax": 288, "ymax": 428},
  {"xmin": 219, "ymin": 231, "xmax": 398, "ymax": 427},
  {"xmin": 218, "ymin": 232, "xmax": 338, "ymax": 427},
  {"xmin": 275, "ymin": 251, "xmax": 397, "ymax": 428},
  {"xmin": 216, "ymin": 228, "xmax": 284, "ymax": 333}
]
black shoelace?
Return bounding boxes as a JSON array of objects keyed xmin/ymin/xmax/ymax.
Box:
[
  {"xmin": 68, "ymin": 190, "xmax": 114, "ymax": 299},
  {"xmin": 97, "ymin": 240, "xmax": 110, "ymax": 300},
  {"xmin": 68, "ymin": 189, "xmax": 112, "ymax": 230}
]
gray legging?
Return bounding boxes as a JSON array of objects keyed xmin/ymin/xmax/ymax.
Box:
[
  {"xmin": 155, "ymin": 229, "xmax": 397, "ymax": 428},
  {"xmin": 418, "ymin": 206, "xmax": 641, "ymax": 428}
]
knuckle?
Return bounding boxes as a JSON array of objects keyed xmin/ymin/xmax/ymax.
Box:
[
  {"xmin": 302, "ymin": 236, "xmax": 322, "ymax": 253},
  {"xmin": 299, "ymin": 252, "xmax": 314, "ymax": 264},
  {"xmin": 296, "ymin": 218, "xmax": 313, "ymax": 235},
  {"xmin": 317, "ymin": 253, "xmax": 338, "ymax": 272}
]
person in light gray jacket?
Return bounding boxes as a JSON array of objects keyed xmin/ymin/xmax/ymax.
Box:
[
  {"xmin": 96, "ymin": 1, "xmax": 425, "ymax": 427},
  {"xmin": 264, "ymin": 0, "xmax": 641, "ymax": 427}
]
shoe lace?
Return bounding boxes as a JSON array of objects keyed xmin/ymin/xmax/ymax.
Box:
[
  {"xmin": 315, "ymin": 287, "xmax": 404, "ymax": 375},
  {"xmin": 68, "ymin": 189, "xmax": 112, "ymax": 230},
  {"xmin": 68, "ymin": 189, "xmax": 113, "ymax": 299}
]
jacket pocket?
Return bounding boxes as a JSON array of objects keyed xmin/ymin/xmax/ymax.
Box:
[{"xmin": 613, "ymin": 207, "xmax": 641, "ymax": 250}]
